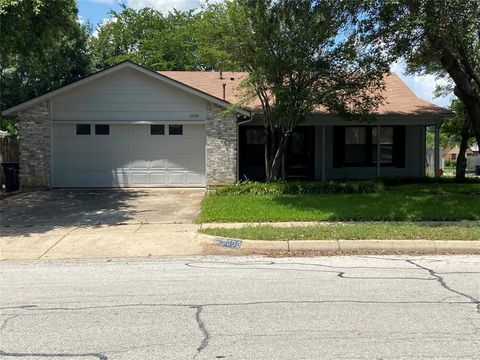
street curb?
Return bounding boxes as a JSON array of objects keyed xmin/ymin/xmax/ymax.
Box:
[{"xmin": 206, "ymin": 235, "xmax": 480, "ymax": 252}]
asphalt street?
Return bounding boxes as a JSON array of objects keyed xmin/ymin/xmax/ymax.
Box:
[{"xmin": 1, "ymin": 255, "xmax": 479, "ymax": 359}]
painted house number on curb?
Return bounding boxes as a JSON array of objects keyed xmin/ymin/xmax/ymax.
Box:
[{"xmin": 214, "ymin": 238, "xmax": 242, "ymax": 249}]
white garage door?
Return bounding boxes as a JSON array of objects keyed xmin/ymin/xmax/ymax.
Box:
[{"xmin": 52, "ymin": 123, "xmax": 206, "ymax": 187}]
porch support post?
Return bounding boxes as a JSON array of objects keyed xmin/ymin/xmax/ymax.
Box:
[
  {"xmin": 434, "ymin": 124, "xmax": 440, "ymax": 177},
  {"xmin": 376, "ymin": 125, "xmax": 381, "ymax": 177},
  {"xmin": 322, "ymin": 125, "xmax": 326, "ymax": 181}
]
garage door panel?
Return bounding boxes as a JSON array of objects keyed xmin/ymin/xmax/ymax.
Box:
[
  {"xmin": 76, "ymin": 171, "xmax": 94, "ymax": 186},
  {"xmin": 94, "ymin": 171, "xmax": 114, "ymax": 186},
  {"xmin": 168, "ymin": 172, "xmax": 186, "ymax": 185},
  {"xmin": 130, "ymin": 142, "xmax": 150, "ymax": 155},
  {"xmin": 53, "ymin": 124, "xmax": 205, "ymax": 187},
  {"xmin": 54, "ymin": 170, "xmax": 78, "ymax": 186},
  {"xmin": 130, "ymin": 159, "xmax": 149, "ymax": 169},
  {"xmin": 111, "ymin": 140, "xmax": 129, "ymax": 154},
  {"xmin": 130, "ymin": 172, "xmax": 149, "ymax": 185},
  {"xmin": 150, "ymin": 172, "xmax": 167, "ymax": 184},
  {"xmin": 94, "ymin": 141, "xmax": 111, "ymax": 154},
  {"xmin": 94, "ymin": 157, "xmax": 112, "ymax": 170},
  {"xmin": 150, "ymin": 159, "xmax": 168, "ymax": 170},
  {"xmin": 54, "ymin": 156, "xmax": 74, "ymax": 170},
  {"xmin": 186, "ymin": 172, "xmax": 204, "ymax": 185}
]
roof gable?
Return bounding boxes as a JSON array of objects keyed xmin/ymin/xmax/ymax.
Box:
[{"xmin": 2, "ymin": 61, "xmax": 250, "ymax": 117}]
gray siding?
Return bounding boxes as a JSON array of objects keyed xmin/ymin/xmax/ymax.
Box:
[{"xmin": 50, "ymin": 67, "xmax": 207, "ymax": 122}]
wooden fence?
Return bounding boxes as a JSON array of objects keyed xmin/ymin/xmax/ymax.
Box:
[{"xmin": 0, "ymin": 137, "xmax": 19, "ymax": 187}]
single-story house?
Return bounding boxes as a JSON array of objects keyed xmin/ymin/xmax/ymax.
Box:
[
  {"xmin": 2, "ymin": 61, "xmax": 449, "ymax": 188},
  {"xmin": 443, "ymin": 144, "xmax": 479, "ymax": 161}
]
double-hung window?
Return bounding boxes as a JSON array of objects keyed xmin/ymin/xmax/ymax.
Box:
[{"xmin": 334, "ymin": 126, "xmax": 404, "ymax": 167}]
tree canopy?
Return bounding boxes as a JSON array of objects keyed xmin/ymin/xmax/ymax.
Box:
[
  {"xmin": 200, "ymin": 0, "xmax": 390, "ymax": 180},
  {"xmin": 0, "ymin": 0, "xmax": 91, "ymax": 114},
  {"xmin": 90, "ymin": 5, "xmax": 213, "ymax": 71},
  {"xmin": 364, "ymin": 0, "xmax": 480, "ymax": 147}
]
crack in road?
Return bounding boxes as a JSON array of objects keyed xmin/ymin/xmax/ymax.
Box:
[
  {"xmin": 0, "ymin": 351, "xmax": 108, "ymax": 359},
  {"xmin": 0, "ymin": 315, "xmax": 19, "ymax": 331},
  {"xmin": 1, "ymin": 257, "xmax": 479, "ymax": 359},
  {"xmin": 191, "ymin": 305, "xmax": 210, "ymax": 357},
  {"xmin": 406, "ymin": 259, "xmax": 480, "ymax": 314}
]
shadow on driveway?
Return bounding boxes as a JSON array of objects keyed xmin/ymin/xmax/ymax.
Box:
[{"xmin": 1, "ymin": 188, "xmax": 205, "ymax": 237}]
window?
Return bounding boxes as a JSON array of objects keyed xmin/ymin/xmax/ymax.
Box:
[
  {"xmin": 345, "ymin": 127, "xmax": 368, "ymax": 164},
  {"xmin": 451, "ymin": 154, "xmax": 457, "ymax": 161},
  {"xmin": 169, "ymin": 124, "xmax": 183, "ymax": 135},
  {"xmin": 372, "ymin": 126, "xmax": 394, "ymax": 164},
  {"xmin": 95, "ymin": 124, "xmax": 109, "ymax": 135},
  {"xmin": 336, "ymin": 126, "xmax": 401, "ymax": 167},
  {"xmin": 150, "ymin": 124, "xmax": 165, "ymax": 135},
  {"xmin": 76, "ymin": 124, "xmax": 91, "ymax": 135},
  {"xmin": 246, "ymin": 128, "xmax": 264, "ymax": 145}
]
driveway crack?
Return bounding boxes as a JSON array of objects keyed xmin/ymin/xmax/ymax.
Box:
[{"xmin": 406, "ymin": 259, "xmax": 480, "ymax": 314}]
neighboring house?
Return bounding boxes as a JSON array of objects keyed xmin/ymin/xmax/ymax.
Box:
[
  {"xmin": 443, "ymin": 144, "xmax": 479, "ymax": 161},
  {"xmin": 1, "ymin": 61, "xmax": 450, "ymax": 188}
]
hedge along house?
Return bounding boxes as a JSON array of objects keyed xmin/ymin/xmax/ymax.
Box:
[{"xmin": 2, "ymin": 61, "xmax": 449, "ymax": 188}]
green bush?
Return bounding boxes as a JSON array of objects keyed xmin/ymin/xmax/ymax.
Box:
[
  {"xmin": 214, "ymin": 180, "xmax": 384, "ymax": 196},
  {"xmin": 444, "ymin": 160, "xmax": 456, "ymax": 167},
  {"xmin": 380, "ymin": 176, "xmax": 480, "ymax": 186}
]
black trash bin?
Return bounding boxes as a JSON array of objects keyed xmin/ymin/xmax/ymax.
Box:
[
  {"xmin": 1, "ymin": 162, "xmax": 19, "ymax": 192},
  {"xmin": 475, "ymin": 165, "xmax": 480, "ymax": 176}
]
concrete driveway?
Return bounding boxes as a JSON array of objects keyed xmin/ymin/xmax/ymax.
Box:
[{"xmin": 0, "ymin": 189, "xmax": 208, "ymax": 260}]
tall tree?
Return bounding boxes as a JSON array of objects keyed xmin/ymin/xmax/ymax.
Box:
[
  {"xmin": 199, "ymin": 0, "xmax": 389, "ymax": 180},
  {"xmin": 364, "ymin": 0, "xmax": 480, "ymax": 148},
  {"xmin": 90, "ymin": 5, "xmax": 210, "ymax": 71},
  {"xmin": 1, "ymin": 0, "xmax": 91, "ymax": 115},
  {"xmin": 442, "ymin": 99, "xmax": 475, "ymax": 179}
]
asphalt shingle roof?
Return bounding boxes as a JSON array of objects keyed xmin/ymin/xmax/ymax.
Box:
[{"xmin": 158, "ymin": 71, "xmax": 449, "ymax": 116}]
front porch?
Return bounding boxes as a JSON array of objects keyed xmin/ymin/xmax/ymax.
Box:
[{"xmin": 239, "ymin": 118, "xmax": 443, "ymax": 181}]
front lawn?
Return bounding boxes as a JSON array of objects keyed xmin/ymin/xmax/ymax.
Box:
[
  {"xmin": 201, "ymin": 224, "xmax": 480, "ymax": 241},
  {"xmin": 198, "ymin": 183, "xmax": 480, "ymax": 222}
]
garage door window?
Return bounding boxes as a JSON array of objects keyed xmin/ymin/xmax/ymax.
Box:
[
  {"xmin": 95, "ymin": 124, "xmax": 109, "ymax": 135},
  {"xmin": 76, "ymin": 124, "xmax": 91, "ymax": 135},
  {"xmin": 150, "ymin": 125, "xmax": 165, "ymax": 135},
  {"xmin": 169, "ymin": 124, "xmax": 183, "ymax": 135}
]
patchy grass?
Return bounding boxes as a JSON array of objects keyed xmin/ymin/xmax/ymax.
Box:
[
  {"xmin": 198, "ymin": 183, "xmax": 480, "ymax": 222},
  {"xmin": 200, "ymin": 224, "xmax": 480, "ymax": 241}
]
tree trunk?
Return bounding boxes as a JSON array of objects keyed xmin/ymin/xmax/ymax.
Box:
[
  {"xmin": 455, "ymin": 120, "xmax": 469, "ymax": 180},
  {"xmin": 434, "ymin": 47, "xmax": 480, "ymax": 149},
  {"xmin": 264, "ymin": 125, "xmax": 291, "ymax": 181}
]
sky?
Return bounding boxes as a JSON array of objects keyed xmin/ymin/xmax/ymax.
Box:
[{"xmin": 77, "ymin": 0, "xmax": 453, "ymax": 108}]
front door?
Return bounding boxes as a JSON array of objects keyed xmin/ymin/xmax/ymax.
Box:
[{"xmin": 285, "ymin": 127, "xmax": 315, "ymax": 179}]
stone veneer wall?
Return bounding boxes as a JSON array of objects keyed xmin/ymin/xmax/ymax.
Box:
[
  {"xmin": 205, "ymin": 103, "xmax": 238, "ymax": 186},
  {"xmin": 17, "ymin": 101, "xmax": 51, "ymax": 187}
]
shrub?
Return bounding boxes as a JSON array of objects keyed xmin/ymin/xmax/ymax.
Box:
[
  {"xmin": 380, "ymin": 176, "xmax": 480, "ymax": 186},
  {"xmin": 214, "ymin": 180, "xmax": 384, "ymax": 196}
]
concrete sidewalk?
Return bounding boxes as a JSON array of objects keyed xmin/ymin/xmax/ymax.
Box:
[
  {"xmin": 1, "ymin": 224, "xmax": 213, "ymax": 260},
  {"xmin": 2, "ymin": 223, "xmax": 479, "ymax": 260}
]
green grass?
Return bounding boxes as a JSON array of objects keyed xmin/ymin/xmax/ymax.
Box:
[
  {"xmin": 201, "ymin": 224, "xmax": 480, "ymax": 241},
  {"xmin": 198, "ymin": 183, "xmax": 480, "ymax": 222}
]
